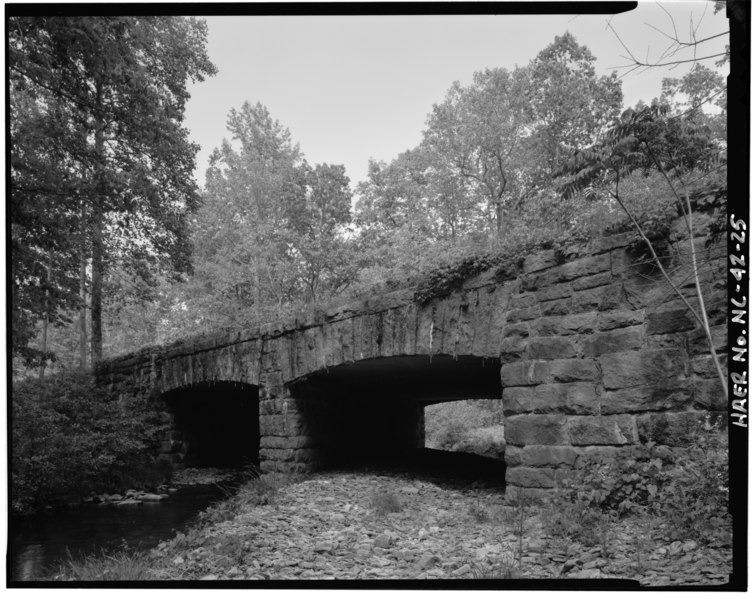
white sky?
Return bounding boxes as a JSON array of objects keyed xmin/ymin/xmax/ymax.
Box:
[{"xmin": 182, "ymin": 1, "xmax": 729, "ymax": 190}]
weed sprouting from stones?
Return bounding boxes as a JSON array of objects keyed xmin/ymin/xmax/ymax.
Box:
[{"xmin": 369, "ymin": 488, "xmax": 402, "ymax": 516}]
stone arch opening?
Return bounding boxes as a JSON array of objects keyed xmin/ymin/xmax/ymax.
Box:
[
  {"xmin": 288, "ymin": 355, "xmax": 504, "ymax": 482},
  {"xmin": 161, "ymin": 381, "xmax": 259, "ymax": 468}
]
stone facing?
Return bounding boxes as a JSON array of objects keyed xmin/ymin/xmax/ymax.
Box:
[{"xmin": 96, "ymin": 223, "xmax": 727, "ymax": 490}]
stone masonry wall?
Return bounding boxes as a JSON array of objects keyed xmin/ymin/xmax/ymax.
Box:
[{"xmin": 96, "ymin": 212, "xmax": 727, "ymax": 490}]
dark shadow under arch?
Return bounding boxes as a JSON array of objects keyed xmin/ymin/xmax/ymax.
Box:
[
  {"xmin": 288, "ymin": 355, "xmax": 505, "ymax": 484},
  {"xmin": 161, "ymin": 381, "xmax": 259, "ymax": 468}
]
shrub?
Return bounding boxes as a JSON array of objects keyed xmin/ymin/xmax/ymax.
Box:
[
  {"xmin": 11, "ymin": 370, "xmax": 168, "ymax": 513},
  {"xmin": 369, "ymin": 488, "xmax": 402, "ymax": 516},
  {"xmin": 544, "ymin": 419, "xmax": 730, "ymax": 547}
]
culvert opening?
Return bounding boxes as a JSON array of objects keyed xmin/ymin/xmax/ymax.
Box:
[
  {"xmin": 289, "ymin": 355, "xmax": 505, "ymax": 486},
  {"xmin": 161, "ymin": 382, "xmax": 259, "ymax": 468}
]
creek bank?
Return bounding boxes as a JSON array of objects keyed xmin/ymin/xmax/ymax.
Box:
[{"xmin": 142, "ymin": 471, "xmax": 731, "ymax": 586}]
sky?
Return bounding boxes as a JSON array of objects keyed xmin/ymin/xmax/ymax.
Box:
[{"xmin": 183, "ymin": 1, "xmax": 729, "ymax": 190}]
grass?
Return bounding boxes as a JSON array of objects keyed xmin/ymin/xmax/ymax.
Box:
[
  {"xmin": 369, "ymin": 488, "xmax": 402, "ymax": 516},
  {"xmin": 199, "ymin": 471, "xmax": 292, "ymax": 525},
  {"xmin": 51, "ymin": 547, "xmax": 155, "ymax": 581}
]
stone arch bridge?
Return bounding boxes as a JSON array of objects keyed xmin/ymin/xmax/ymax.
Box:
[{"xmin": 97, "ymin": 222, "xmax": 727, "ymax": 492}]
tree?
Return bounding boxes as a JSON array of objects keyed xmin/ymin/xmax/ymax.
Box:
[
  {"xmin": 190, "ymin": 102, "xmax": 354, "ymax": 328},
  {"xmin": 424, "ymin": 67, "xmax": 532, "ymax": 237},
  {"xmin": 526, "ymin": 32, "xmax": 623, "ymax": 180},
  {"xmin": 9, "ymin": 16, "xmax": 216, "ymax": 365}
]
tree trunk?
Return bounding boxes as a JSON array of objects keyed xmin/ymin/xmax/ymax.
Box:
[
  {"xmin": 38, "ymin": 312, "xmax": 48, "ymax": 379},
  {"xmin": 79, "ymin": 258, "xmax": 88, "ymax": 369},
  {"xmin": 90, "ymin": 86, "xmax": 106, "ymax": 365},
  {"xmin": 38, "ymin": 268, "xmax": 50, "ymax": 378},
  {"xmin": 91, "ymin": 199, "xmax": 104, "ymax": 364}
]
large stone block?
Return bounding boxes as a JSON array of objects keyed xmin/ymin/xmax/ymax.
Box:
[
  {"xmin": 582, "ymin": 326, "xmax": 644, "ymax": 357},
  {"xmin": 567, "ymin": 415, "xmax": 637, "ymax": 445},
  {"xmin": 506, "ymin": 466, "xmax": 557, "ymax": 488},
  {"xmin": 510, "ymin": 293, "xmax": 538, "ymax": 309},
  {"xmin": 599, "ymin": 349, "xmax": 687, "ymax": 390},
  {"xmin": 531, "ymin": 358, "xmax": 599, "ymax": 384},
  {"xmin": 500, "ymin": 336, "xmax": 528, "ymax": 360},
  {"xmin": 527, "ymin": 337, "xmax": 578, "ymax": 360},
  {"xmin": 646, "ymin": 308, "xmax": 696, "ymax": 335},
  {"xmin": 534, "ymin": 283, "xmax": 573, "ymax": 302},
  {"xmin": 503, "ymin": 382, "xmax": 599, "ymax": 415},
  {"xmin": 690, "ymin": 355, "xmax": 727, "ymax": 379},
  {"xmin": 597, "ymin": 310, "xmax": 644, "ymax": 331},
  {"xmin": 505, "ymin": 414, "xmax": 568, "ymax": 446},
  {"xmin": 601, "ymin": 384, "xmax": 692, "ymax": 414},
  {"xmin": 692, "ymin": 378, "xmax": 727, "ymax": 411},
  {"xmin": 507, "ymin": 304, "xmax": 542, "ymax": 322},
  {"xmin": 523, "ymin": 249, "xmax": 558, "ymax": 273},
  {"xmin": 500, "ymin": 361, "xmax": 534, "ymax": 386},
  {"xmin": 572, "ymin": 271, "xmax": 613, "ymax": 291},
  {"xmin": 540, "ymin": 298, "xmax": 572, "ymax": 316},
  {"xmin": 571, "ymin": 283, "xmax": 624, "ymax": 312},
  {"xmin": 687, "ymin": 324, "xmax": 727, "ymax": 355},
  {"xmin": 507, "ymin": 445, "xmax": 579, "ymax": 468},
  {"xmin": 259, "ymin": 414, "xmax": 286, "ymax": 436}
]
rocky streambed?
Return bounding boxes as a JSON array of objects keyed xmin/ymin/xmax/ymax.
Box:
[{"xmin": 145, "ymin": 470, "xmax": 732, "ymax": 586}]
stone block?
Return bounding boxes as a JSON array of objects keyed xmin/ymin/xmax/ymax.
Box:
[
  {"xmin": 530, "ymin": 313, "xmax": 597, "ymax": 336},
  {"xmin": 687, "ymin": 324, "xmax": 727, "ymax": 355},
  {"xmin": 646, "ymin": 308, "xmax": 696, "ymax": 335},
  {"xmin": 599, "ymin": 349, "xmax": 686, "ymax": 390},
  {"xmin": 531, "ymin": 359, "xmax": 599, "ymax": 384},
  {"xmin": 636, "ymin": 411, "xmax": 719, "ymax": 445},
  {"xmin": 598, "ymin": 310, "xmax": 644, "ymax": 331},
  {"xmin": 692, "ymin": 378, "xmax": 727, "ymax": 411},
  {"xmin": 691, "ymin": 355, "xmax": 726, "ymax": 379},
  {"xmin": 500, "ymin": 361, "xmax": 534, "ymax": 387},
  {"xmin": 572, "ymin": 271, "xmax": 613, "ymax": 291},
  {"xmin": 535, "ymin": 283, "xmax": 573, "ymax": 302},
  {"xmin": 582, "ymin": 326, "xmax": 644, "ymax": 357},
  {"xmin": 646, "ymin": 332, "xmax": 688, "ymax": 350},
  {"xmin": 506, "ymin": 467, "xmax": 557, "ymax": 488},
  {"xmin": 513, "ymin": 445, "xmax": 579, "ymax": 468},
  {"xmin": 527, "ymin": 337, "xmax": 578, "ymax": 360},
  {"xmin": 500, "ymin": 336, "xmax": 527, "ymax": 360},
  {"xmin": 540, "ymin": 298, "xmax": 572, "ymax": 316},
  {"xmin": 503, "ymin": 382, "xmax": 599, "ymax": 415},
  {"xmin": 260, "ymin": 435, "xmax": 314, "ymax": 450},
  {"xmin": 507, "ymin": 304, "xmax": 542, "ymax": 322},
  {"xmin": 259, "ymin": 414, "xmax": 285, "ymax": 436},
  {"xmin": 571, "ymin": 283, "xmax": 624, "ymax": 312},
  {"xmin": 601, "ymin": 384, "xmax": 692, "ymax": 414},
  {"xmin": 502, "ymin": 322, "xmax": 530, "ymax": 339},
  {"xmin": 510, "ymin": 293, "xmax": 538, "ymax": 309},
  {"xmin": 567, "ymin": 415, "xmax": 636, "ymax": 445},
  {"xmin": 524, "ymin": 249, "xmax": 558, "ymax": 273},
  {"xmin": 590, "ymin": 232, "xmax": 634, "ymax": 254},
  {"xmin": 504, "ymin": 414, "xmax": 568, "ymax": 446},
  {"xmin": 521, "ymin": 254, "xmax": 610, "ymax": 290}
]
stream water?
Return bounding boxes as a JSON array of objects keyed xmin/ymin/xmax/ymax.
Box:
[{"xmin": 8, "ymin": 483, "xmax": 231, "ymax": 582}]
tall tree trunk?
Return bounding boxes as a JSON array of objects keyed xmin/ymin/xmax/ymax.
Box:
[
  {"xmin": 91, "ymin": 199, "xmax": 104, "ymax": 364},
  {"xmin": 79, "ymin": 258, "xmax": 88, "ymax": 369},
  {"xmin": 38, "ymin": 266, "xmax": 50, "ymax": 378},
  {"xmin": 90, "ymin": 86, "xmax": 106, "ymax": 365},
  {"xmin": 38, "ymin": 307, "xmax": 48, "ymax": 379}
]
